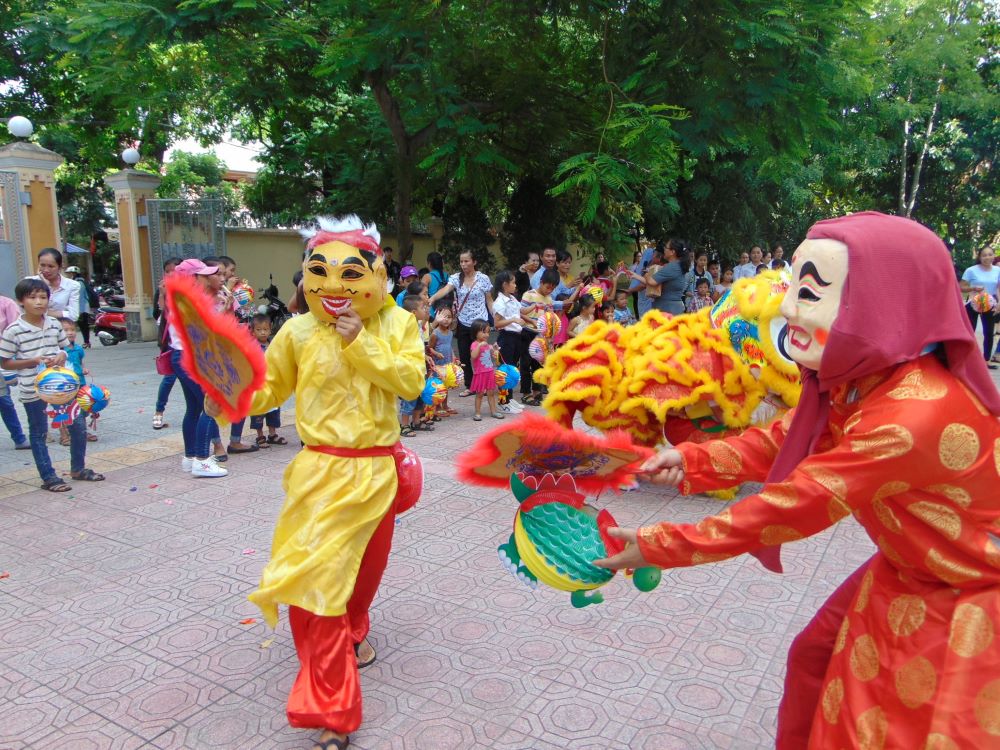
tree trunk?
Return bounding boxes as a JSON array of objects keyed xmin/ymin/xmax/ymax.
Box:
[
  {"xmin": 898, "ymin": 85, "xmax": 913, "ymax": 215},
  {"xmin": 394, "ymin": 154, "xmax": 415, "ymax": 263},
  {"xmin": 904, "ymin": 75, "xmax": 945, "ymax": 218}
]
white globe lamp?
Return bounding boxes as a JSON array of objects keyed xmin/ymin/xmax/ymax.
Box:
[
  {"xmin": 7, "ymin": 116, "xmax": 34, "ymax": 138},
  {"xmin": 121, "ymin": 147, "xmax": 141, "ymax": 166}
]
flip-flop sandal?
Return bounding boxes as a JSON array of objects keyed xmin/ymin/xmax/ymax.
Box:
[
  {"xmin": 313, "ymin": 734, "xmax": 349, "ymax": 750},
  {"xmin": 228, "ymin": 444, "xmax": 259, "ymax": 454},
  {"xmin": 71, "ymin": 468, "xmax": 105, "ymax": 482},
  {"xmin": 473, "ymin": 414, "xmax": 483, "ymax": 421},
  {"xmin": 400, "ymin": 425, "xmax": 418, "ymax": 437},
  {"xmin": 59, "ymin": 436, "xmax": 70, "ymax": 447},
  {"xmin": 354, "ymin": 639, "xmax": 376, "ymax": 668},
  {"xmin": 42, "ymin": 477, "xmax": 71, "ymax": 492},
  {"xmin": 491, "ymin": 413, "xmax": 505, "ymax": 419},
  {"xmin": 255, "ymin": 436, "xmax": 271, "ymax": 448},
  {"xmin": 413, "ymin": 421, "xmax": 435, "ymax": 432},
  {"xmin": 266, "ymin": 435, "xmax": 288, "ymax": 445},
  {"xmin": 458, "ymin": 390, "xmax": 473, "ymax": 398},
  {"xmin": 214, "ymin": 454, "xmax": 229, "ymax": 463},
  {"xmin": 86, "ymin": 433, "xmax": 98, "ymax": 442}
]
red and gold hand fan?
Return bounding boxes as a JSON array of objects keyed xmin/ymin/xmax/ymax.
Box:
[
  {"xmin": 164, "ymin": 273, "xmax": 266, "ymax": 422},
  {"xmin": 456, "ymin": 412, "xmax": 654, "ymax": 494}
]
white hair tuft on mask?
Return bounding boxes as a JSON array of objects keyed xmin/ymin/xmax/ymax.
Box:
[{"xmin": 300, "ymin": 215, "xmax": 381, "ymax": 246}]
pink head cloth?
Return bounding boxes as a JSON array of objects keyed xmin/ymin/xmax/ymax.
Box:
[
  {"xmin": 754, "ymin": 212, "xmax": 1000, "ymax": 574},
  {"xmin": 305, "ymin": 229, "xmax": 382, "ymax": 256}
]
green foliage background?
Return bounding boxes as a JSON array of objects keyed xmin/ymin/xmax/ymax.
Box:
[{"xmin": 2, "ymin": 0, "xmax": 997, "ymax": 269}]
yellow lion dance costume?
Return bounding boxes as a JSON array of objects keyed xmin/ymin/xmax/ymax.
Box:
[{"xmin": 536, "ymin": 272, "xmax": 801, "ymax": 447}]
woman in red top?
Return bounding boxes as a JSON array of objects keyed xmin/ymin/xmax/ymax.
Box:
[{"xmin": 599, "ymin": 213, "xmax": 1000, "ymax": 749}]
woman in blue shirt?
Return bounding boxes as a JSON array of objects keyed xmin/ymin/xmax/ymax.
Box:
[
  {"xmin": 645, "ymin": 239, "xmax": 691, "ymax": 315},
  {"xmin": 960, "ymin": 246, "xmax": 1000, "ymax": 367}
]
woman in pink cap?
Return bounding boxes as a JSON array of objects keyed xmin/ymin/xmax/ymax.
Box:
[{"xmin": 168, "ymin": 259, "xmax": 229, "ymax": 478}]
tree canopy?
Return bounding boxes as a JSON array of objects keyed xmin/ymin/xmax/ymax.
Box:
[{"xmin": 2, "ymin": 0, "xmax": 997, "ymax": 266}]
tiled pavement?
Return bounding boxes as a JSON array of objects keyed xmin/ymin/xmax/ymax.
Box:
[{"xmin": 2, "ymin": 341, "xmax": 997, "ymax": 749}]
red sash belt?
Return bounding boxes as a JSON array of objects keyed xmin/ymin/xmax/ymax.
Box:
[
  {"xmin": 305, "ymin": 442, "xmax": 420, "ymax": 514},
  {"xmin": 307, "ymin": 443, "xmax": 400, "ymax": 458}
]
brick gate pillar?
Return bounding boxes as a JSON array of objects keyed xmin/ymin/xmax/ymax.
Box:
[
  {"xmin": 105, "ymin": 169, "xmax": 161, "ymax": 342},
  {"xmin": 0, "ymin": 141, "xmax": 64, "ymax": 283}
]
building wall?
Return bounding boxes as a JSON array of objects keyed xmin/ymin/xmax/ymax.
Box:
[{"xmin": 225, "ymin": 227, "xmax": 598, "ymax": 301}]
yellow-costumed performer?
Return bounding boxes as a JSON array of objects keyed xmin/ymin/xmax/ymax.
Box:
[
  {"xmin": 217, "ymin": 215, "xmax": 425, "ymax": 750},
  {"xmin": 536, "ymin": 271, "xmax": 801, "ymax": 447}
]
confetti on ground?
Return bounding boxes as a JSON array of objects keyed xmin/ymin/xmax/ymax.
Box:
[
  {"xmin": 260, "ymin": 638, "xmax": 274, "ymax": 649},
  {"xmin": 240, "ymin": 618, "xmax": 257, "ymax": 625},
  {"xmin": 0, "ymin": 572, "xmax": 9, "ymax": 580},
  {"xmin": 149, "ymin": 484, "xmax": 159, "ymax": 489},
  {"xmin": 130, "ymin": 487, "xmax": 137, "ymax": 492},
  {"xmin": 164, "ymin": 499, "xmax": 174, "ymax": 505},
  {"xmin": 242, "ymin": 548, "xmax": 256, "ymax": 555}
]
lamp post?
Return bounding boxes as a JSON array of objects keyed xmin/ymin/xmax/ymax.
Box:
[
  {"xmin": 121, "ymin": 147, "xmax": 141, "ymax": 166},
  {"xmin": 6, "ymin": 116, "xmax": 34, "ymax": 139}
]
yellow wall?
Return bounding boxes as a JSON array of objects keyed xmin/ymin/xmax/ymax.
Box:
[
  {"xmin": 225, "ymin": 227, "xmax": 599, "ymax": 299},
  {"xmin": 26, "ymin": 179, "xmax": 58, "ymax": 254},
  {"xmin": 118, "ymin": 199, "xmax": 136, "ymax": 296}
]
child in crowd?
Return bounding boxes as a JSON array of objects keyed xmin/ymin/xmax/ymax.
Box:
[
  {"xmin": 249, "ymin": 314, "xmax": 286, "ymax": 446},
  {"xmin": 492, "ymin": 270, "xmax": 526, "ymax": 414},
  {"xmin": 567, "ymin": 293, "xmax": 597, "ymax": 338},
  {"xmin": 613, "ymin": 289, "xmax": 637, "ymax": 326},
  {"xmin": 399, "ymin": 294, "xmax": 433, "ymax": 436},
  {"xmin": 0, "ymin": 279, "xmax": 104, "ymax": 491},
  {"xmin": 428, "ymin": 307, "xmax": 458, "ymax": 416},
  {"xmin": 59, "ymin": 319, "xmax": 95, "ymax": 445},
  {"xmin": 593, "ymin": 261, "xmax": 615, "ymax": 299},
  {"xmin": 686, "ymin": 277, "xmax": 714, "ymax": 313},
  {"xmin": 469, "ymin": 318, "xmax": 502, "ymax": 421},
  {"xmin": 600, "ymin": 301, "xmax": 615, "ymax": 323},
  {"xmin": 520, "ymin": 268, "xmax": 558, "ymax": 405},
  {"xmin": 719, "ymin": 267, "xmax": 735, "ymax": 294}
]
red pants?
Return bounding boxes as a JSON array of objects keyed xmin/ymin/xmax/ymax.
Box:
[
  {"xmin": 775, "ymin": 559, "xmax": 871, "ymax": 750},
  {"xmin": 286, "ymin": 506, "xmax": 396, "ymax": 734}
]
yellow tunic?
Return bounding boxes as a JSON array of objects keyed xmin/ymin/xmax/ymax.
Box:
[{"xmin": 246, "ymin": 307, "xmax": 425, "ymax": 627}]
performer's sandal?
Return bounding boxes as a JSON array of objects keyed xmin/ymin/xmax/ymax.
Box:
[
  {"xmin": 354, "ymin": 638, "xmax": 376, "ymax": 668},
  {"xmin": 313, "ymin": 731, "xmax": 350, "ymax": 750}
]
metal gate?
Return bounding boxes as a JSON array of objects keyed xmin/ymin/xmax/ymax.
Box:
[
  {"xmin": 146, "ymin": 198, "xmax": 226, "ymax": 288},
  {"xmin": 0, "ymin": 170, "xmax": 25, "ymax": 297}
]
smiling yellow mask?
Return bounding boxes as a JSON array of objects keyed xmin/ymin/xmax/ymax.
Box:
[{"xmin": 301, "ymin": 216, "xmax": 388, "ymax": 324}]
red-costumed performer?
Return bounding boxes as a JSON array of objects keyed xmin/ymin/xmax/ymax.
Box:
[
  {"xmin": 596, "ymin": 212, "xmax": 1000, "ymax": 748},
  {"xmin": 208, "ymin": 216, "xmax": 425, "ymax": 750}
]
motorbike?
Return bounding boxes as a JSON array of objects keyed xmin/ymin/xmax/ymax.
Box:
[
  {"xmin": 94, "ymin": 304, "xmax": 127, "ymax": 346},
  {"xmin": 258, "ymin": 274, "xmax": 292, "ymax": 334}
]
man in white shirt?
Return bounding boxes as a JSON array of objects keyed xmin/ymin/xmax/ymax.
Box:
[
  {"xmin": 733, "ymin": 245, "xmax": 762, "ymax": 281},
  {"xmin": 529, "ymin": 247, "xmax": 558, "ymax": 290}
]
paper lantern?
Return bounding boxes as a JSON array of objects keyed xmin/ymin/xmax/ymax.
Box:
[
  {"xmin": 421, "ymin": 376, "xmax": 444, "ymax": 405},
  {"xmin": 581, "ymin": 284, "xmax": 604, "ymax": 306},
  {"xmin": 35, "ymin": 367, "xmax": 80, "ymax": 405},
  {"xmin": 528, "ymin": 337, "xmax": 550, "ymax": 364},
  {"xmin": 77, "ymin": 384, "xmax": 111, "ymax": 414},
  {"xmin": 495, "ymin": 363, "xmax": 521, "ymax": 392},
  {"xmin": 971, "ymin": 292, "xmax": 995, "ymax": 314}
]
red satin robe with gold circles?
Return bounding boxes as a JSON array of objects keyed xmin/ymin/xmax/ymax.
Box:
[{"xmin": 636, "ymin": 354, "xmax": 1000, "ymax": 748}]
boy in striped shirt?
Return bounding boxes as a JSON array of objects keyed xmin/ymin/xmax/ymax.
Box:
[{"xmin": 0, "ymin": 279, "xmax": 104, "ymax": 492}]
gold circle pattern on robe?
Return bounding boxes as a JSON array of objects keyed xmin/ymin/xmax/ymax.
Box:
[
  {"xmin": 949, "ymin": 602, "xmax": 994, "ymax": 658},
  {"xmin": 887, "ymin": 594, "xmax": 926, "ymax": 637},
  {"xmin": 895, "ymin": 655, "xmax": 937, "ymax": 708},
  {"xmin": 938, "ymin": 423, "xmax": 979, "ymax": 471}
]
